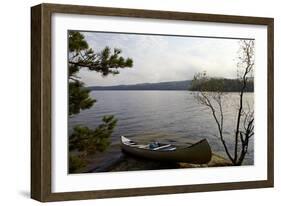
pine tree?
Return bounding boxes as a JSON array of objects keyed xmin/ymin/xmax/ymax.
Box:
[{"xmin": 68, "ymin": 31, "xmax": 133, "ymax": 172}]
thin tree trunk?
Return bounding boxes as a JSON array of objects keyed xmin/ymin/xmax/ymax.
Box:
[{"xmin": 234, "ymin": 66, "xmax": 249, "ymax": 163}]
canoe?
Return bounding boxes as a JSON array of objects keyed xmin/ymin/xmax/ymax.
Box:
[{"xmin": 120, "ymin": 136, "xmax": 212, "ymax": 164}]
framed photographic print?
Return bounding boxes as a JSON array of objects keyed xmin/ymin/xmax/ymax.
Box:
[{"xmin": 31, "ymin": 3, "xmax": 274, "ymax": 202}]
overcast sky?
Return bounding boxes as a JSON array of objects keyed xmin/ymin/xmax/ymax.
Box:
[{"xmin": 76, "ymin": 31, "xmax": 242, "ymax": 86}]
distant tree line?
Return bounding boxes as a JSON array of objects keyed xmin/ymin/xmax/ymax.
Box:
[
  {"xmin": 87, "ymin": 78, "xmax": 254, "ymax": 92},
  {"xmin": 190, "ymin": 77, "xmax": 254, "ymax": 92},
  {"xmin": 88, "ymin": 80, "xmax": 192, "ymax": 91}
]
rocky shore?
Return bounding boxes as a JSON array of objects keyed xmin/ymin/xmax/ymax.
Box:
[{"xmin": 86, "ymin": 152, "xmax": 233, "ymax": 173}]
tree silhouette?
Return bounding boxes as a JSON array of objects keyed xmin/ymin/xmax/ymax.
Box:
[
  {"xmin": 192, "ymin": 40, "xmax": 254, "ymax": 166},
  {"xmin": 68, "ymin": 31, "xmax": 133, "ymax": 115},
  {"xmin": 68, "ymin": 31, "xmax": 133, "ymax": 172}
]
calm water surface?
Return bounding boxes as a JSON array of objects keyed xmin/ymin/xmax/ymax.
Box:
[{"xmin": 69, "ymin": 91, "xmax": 254, "ymax": 166}]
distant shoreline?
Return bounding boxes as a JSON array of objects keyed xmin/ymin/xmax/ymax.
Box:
[
  {"xmin": 87, "ymin": 78, "xmax": 254, "ymax": 92},
  {"xmin": 87, "ymin": 80, "xmax": 192, "ymax": 91},
  {"xmin": 89, "ymin": 89, "xmax": 189, "ymax": 91},
  {"xmin": 88, "ymin": 90, "xmax": 254, "ymax": 92}
]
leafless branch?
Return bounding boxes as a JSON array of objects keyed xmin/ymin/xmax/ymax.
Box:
[{"xmin": 192, "ymin": 40, "xmax": 254, "ymax": 166}]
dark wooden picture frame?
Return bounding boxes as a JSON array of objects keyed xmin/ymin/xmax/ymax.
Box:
[{"xmin": 31, "ymin": 3, "xmax": 274, "ymax": 202}]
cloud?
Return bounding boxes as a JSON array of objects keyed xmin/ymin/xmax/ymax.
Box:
[{"xmin": 77, "ymin": 32, "xmax": 241, "ymax": 86}]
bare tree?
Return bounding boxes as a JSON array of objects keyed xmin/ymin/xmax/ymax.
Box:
[{"xmin": 192, "ymin": 40, "xmax": 254, "ymax": 166}]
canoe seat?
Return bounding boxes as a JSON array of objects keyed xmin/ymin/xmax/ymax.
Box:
[
  {"xmin": 153, "ymin": 144, "xmax": 172, "ymax": 151},
  {"xmin": 128, "ymin": 141, "xmax": 136, "ymax": 145}
]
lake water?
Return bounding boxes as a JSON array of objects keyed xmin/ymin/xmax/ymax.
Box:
[{"xmin": 69, "ymin": 91, "xmax": 254, "ymax": 168}]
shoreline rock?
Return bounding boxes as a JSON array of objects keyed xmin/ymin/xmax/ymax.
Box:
[
  {"xmin": 178, "ymin": 153, "xmax": 233, "ymax": 168},
  {"xmin": 82, "ymin": 152, "xmax": 233, "ymax": 173},
  {"xmin": 108, "ymin": 152, "xmax": 233, "ymax": 172}
]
